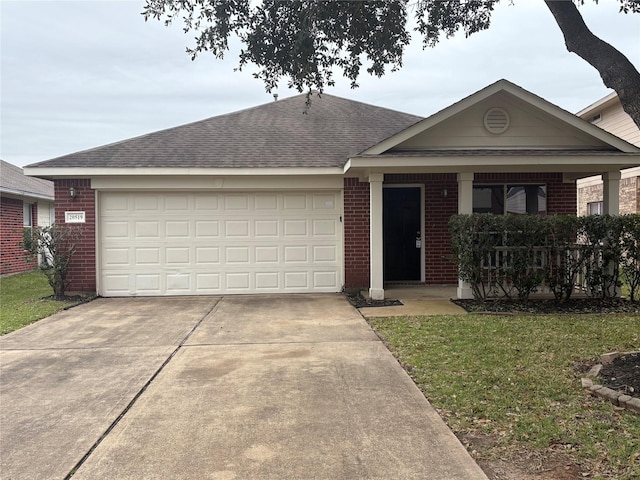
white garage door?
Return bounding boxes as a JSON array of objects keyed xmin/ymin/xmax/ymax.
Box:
[{"xmin": 99, "ymin": 191, "xmax": 342, "ymax": 296}]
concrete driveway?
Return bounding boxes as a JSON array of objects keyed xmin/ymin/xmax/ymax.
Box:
[{"xmin": 0, "ymin": 294, "xmax": 487, "ymax": 479}]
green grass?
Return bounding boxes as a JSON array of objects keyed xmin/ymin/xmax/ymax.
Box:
[
  {"xmin": 0, "ymin": 271, "xmax": 85, "ymax": 335},
  {"xmin": 369, "ymin": 314, "xmax": 640, "ymax": 479}
]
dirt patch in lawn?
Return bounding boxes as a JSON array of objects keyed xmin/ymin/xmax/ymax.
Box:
[{"xmin": 460, "ymin": 432, "xmax": 584, "ymax": 480}]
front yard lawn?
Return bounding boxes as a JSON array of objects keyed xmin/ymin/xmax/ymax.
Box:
[
  {"xmin": 0, "ymin": 271, "xmax": 90, "ymax": 335},
  {"xmin": 369, "ymin": 314, "xmax": 640, "ymax": 480}
]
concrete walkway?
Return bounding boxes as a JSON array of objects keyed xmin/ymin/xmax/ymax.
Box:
[
  {"xmin": 0, "ymin": 294, "xmax": 487, "ymax": 479},
  {"xmin": 360, "ymin": 285, "xmax": 468, "ymax": 318}
]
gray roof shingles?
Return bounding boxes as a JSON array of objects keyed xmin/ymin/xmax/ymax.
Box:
[
  {"xmin": 27, "ymin": 93, "xmax": 423, "ymax": 170},
  {"xmin": 1, "ymin": 160, "xmax": 54, "ymax": 198}
]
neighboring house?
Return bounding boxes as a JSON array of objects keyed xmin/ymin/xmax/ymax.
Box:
[
  {"xmin": 576, "ymin": 93, "xmax": 640, "ymax": 216},
  {"xmin": 24, "ymin": 79, "xmax": 640, "ymax": 299},
  {"xmin": 1, "ymin": 159, "xmax": 55, "ymax": 275}
]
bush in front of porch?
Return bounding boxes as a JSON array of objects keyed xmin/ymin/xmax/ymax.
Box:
[{"xmin": 449, "ymin": 213, "xmax": 640, "ymax": 303}]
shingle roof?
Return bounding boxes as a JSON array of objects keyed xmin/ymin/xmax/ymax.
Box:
[
  {"xmin": 26, "ymin": 93, "xmax": 423, "ymax": 169},
  {"xmin": 0, "ymin": 160, "xmax": 54, "ymax": 199}
]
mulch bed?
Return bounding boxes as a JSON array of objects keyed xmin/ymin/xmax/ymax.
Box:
[
  {"xmin": 453, "ymin": 297, "xmax": 640, "ymax": 314},
  {"xmin": 599, "ymin": 352, "xmax": 640, "ymax": 397},
  {"xmin": 344, "ymin": 291, "xmax": 403, "ymax": 308}
]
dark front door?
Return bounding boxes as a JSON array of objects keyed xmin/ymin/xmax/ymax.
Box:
[{"xmin": 383, "ymin": 187, "xmax": 421, "ymax": 281}]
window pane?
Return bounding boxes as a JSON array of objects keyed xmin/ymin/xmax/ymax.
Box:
[
  {"xmin": 506, "ymin": 185, "xmax": 546, "ymax": 215},
  {"xmin": 588, "ymin": 201, "xmax": 603, "ymax": 215},
  {"xmin": 23, "ymin": 203, "xmax": 32, "ymax": 227},
  {"xmin": 473, "ymin": 186, "xmax": 504, "ymax": 213}
]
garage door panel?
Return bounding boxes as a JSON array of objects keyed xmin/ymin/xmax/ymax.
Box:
[
  {"xmin": 314, "ymin": 271, "xmax": 338, "ymax": 288},
  {"xmin": 166, "ymin": 248, "xmax": 190, "ymax": 265},
  {"xmin": 283, "ymin": 194, "xmax": 307, "ymax": 210},
  {"xmin": 134, "ymin": 195, "xmax": 159, "ymax": 211},
  {"xmin": 195, "ymin": 247, "xmax": 220, "ymax": 264},
  {"xmin": 194, "ymin": 194, "xmax": 219, "ymax": 211},
  {"xmin": 255, "ymin": 220, "xmax": 278, "ymax": 237},
  {"xmin": 313, "ymin": 245, "xmax": 337, "ymax": 262},
  {"xmin": 164, "ymin": 195, "xmax": 189, "ymax": 211},
  {"xmin": 313, "ymin": 219, "xmax": 336, "ymax": 235},
  {"xmin": 225, "ymin": 220, "xmax": 250, "ymax": 237},
  {"xmin": 166, "ymin": 221, "xmax": 190, "ymax": 237},
  {"xmin": 103, "ymin": 221, "xmax": 129, "ymax": 239},
  {"xmin": 100, "ymin": 191, "xmax": 341, "ymax": 296},
  {"xmin": 255, "ymin": 194, "xmax": 278, "ymax": 210},
  {"xmin": 255, "ymin": 246, "xmax": 278, "ymax": 263},
  {"xmin": 136, "ymin": 274, "xmax": 161, "ymax": 293},
  {"xmin": 195, "ymin": 221, "xmax": 219, "ymax": 237},
  {"xmin": 135, "ymin": 221, "xmax": 160, "ymax": 238},
  {"xmin": 103, "ymin": 248, "xmax": 129, "ymax": 266},
  {"xmin": 283, "ymin": 220, "xmax": 307, "ymax": 236},
  {"xmin": 225, "ymin": 195, "xmax": 249, "ymax": 211}
]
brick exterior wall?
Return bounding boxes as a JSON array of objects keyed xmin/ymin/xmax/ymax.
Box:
[
  {"xmin": 54, "ymin": 179, "xmax": 97, "ymax": 294},
  {"xmin": 343, "ymin": 172, "xmax": 577, "ymax": 290},
  {"xmin": 577, "ymin": 177, "xmax": 638, "ymax": 216},
  {"xmin": 0, "ymin": 197, "xmax": 37, "ymax": 275},
  {"xmin": 343, "ymin": 178, "xmax": 370, "ymax": 288}
]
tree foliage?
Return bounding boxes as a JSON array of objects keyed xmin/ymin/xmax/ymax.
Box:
[{"xmin": 143, "ymin": 0, "xmax": 640, "ymax": 126}]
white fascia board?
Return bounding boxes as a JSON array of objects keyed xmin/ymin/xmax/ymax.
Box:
[
  {"xmin": 23, "ymin": 166, "xmax": 345, "ymax": 179},
  {"xmin": 345, "ymin": 154, "xmax": 640, "ymax": 173},
  {"xmin": 0, "ymin": 187, "xmax": 54, "ymax": 202},
  {"xmin": 576, "ymin": 92, "xmax": 618, "ymax": 118}
]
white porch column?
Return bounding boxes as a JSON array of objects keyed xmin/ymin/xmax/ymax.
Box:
[
  {"xmin": 369, "ymin": 173, "xmax": 385, "ymax": 300},
  {"xmin": 457, "ymin": 172, "xmax": 474, "ymax": 299},
  {"xmin": 602, "ymin": 171, "xmax": 621, "ymax": 215},
  {"xmin": 602, "ymin": 171, "xmax": 621, "ymax": 297}
]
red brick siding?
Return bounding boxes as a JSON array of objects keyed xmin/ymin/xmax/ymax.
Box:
[
  {"xmin": 343, "ymin": 172, "xmax": 577, "ymax": 289},
  {"xmin": 343, "ymin": 178, "xmax": 370, "ymax": 288},
  {"xmin": 54, "ymin": 179, "xmax": 96, "ymax": 294},
  {"xmin": 0, "ymin": 197, "xmax": 37, "ymax": 275}
]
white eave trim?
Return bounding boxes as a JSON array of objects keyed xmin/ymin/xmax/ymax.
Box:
[
  {"xmin": 344, "ymin": 153, "xmax": 640, "ymax": 174},
  {"xmin": 23, "ymin": 166, "xmax": 345, "ymax": 179},
  {"xmin": 0, "ymin": 187, "xmax": 54, "ymax": 202}
]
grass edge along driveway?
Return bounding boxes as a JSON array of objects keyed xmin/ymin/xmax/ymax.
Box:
[
  {"xmin": 0, "ymin": 271, "xmax": 92, "ymax": 335},
  {"xmin": 369, "ymin": 314, "xmax": 640, "ymax": 480}
]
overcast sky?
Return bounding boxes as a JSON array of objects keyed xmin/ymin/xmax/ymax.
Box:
[{"xmin": 1, "ymin": 0, "xmax": 639, "ymax": 168}]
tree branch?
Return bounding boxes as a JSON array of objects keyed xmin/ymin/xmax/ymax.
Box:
[{"xmin": 544, "ymin": 0, "xmax": 640, "ymax": 129}]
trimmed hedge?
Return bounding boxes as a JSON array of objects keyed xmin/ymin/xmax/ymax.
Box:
[{"xmin": 449, "ymin": 214, "xmax": 640, "ymax": 302}]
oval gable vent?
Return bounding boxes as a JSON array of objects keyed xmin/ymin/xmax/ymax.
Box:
[{"xmin": 484, "ymin": 107, "xmax": 510, "ymax": 134}]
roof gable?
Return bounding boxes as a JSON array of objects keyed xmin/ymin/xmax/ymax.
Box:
[{"xmin": 362, "ymin": 79, "xmax": 639, "ymax": 155}]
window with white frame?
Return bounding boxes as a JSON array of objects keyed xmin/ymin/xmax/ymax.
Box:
[
  {"xmin": 23, "ymin": 203, "xmax": 33, "ymax": 227},
  {"xmin": 587, "ymin": 201, "xmax": 603, "ymax": 215},
  {"xmin": 473, "ymin": 184, "xmax": 547, "ymax": 215}
]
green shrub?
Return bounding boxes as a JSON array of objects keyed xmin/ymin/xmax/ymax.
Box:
[{"xmin": 449, "ymin": 214, "xmax": 640, "ymax": 302}]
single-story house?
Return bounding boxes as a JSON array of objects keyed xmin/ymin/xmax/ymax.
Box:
[
  {"xmin": 576, "ymin": 93, "xmax": 640, "ymax": 215},
  {"xmin": 24, "ymin": 79, "xmax": 640, "ymax": 299},
  {"xmin": 1, "ymin": 159, "xmax": 55, "ymax": 275}
]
